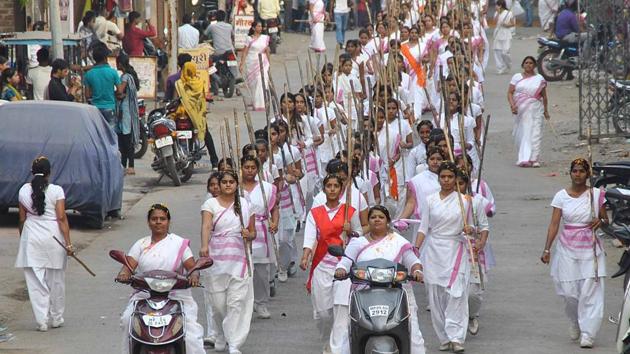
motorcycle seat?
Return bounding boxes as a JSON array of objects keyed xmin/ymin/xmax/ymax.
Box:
[
  {"xmin": 612, "ymin": 80, "xmax": 630, "ymax": 90},
  {"xmin": 606, "ymin": 188, "xmax": 630, "ymax": 202}
]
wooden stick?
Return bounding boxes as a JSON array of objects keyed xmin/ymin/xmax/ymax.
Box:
[
  {"xmin": 242, "ymin": 111, "xmax": 282, "ymax": 272},
  {"xmin": 53, "ymin": 236, "xmax": 96, "ymax": 277},
  {"xmin": 587, "ymin": 126, "xmax": 599, "ymax": 281},
  {"xmin": 220, "ymin": 125, "xmax": 227, "ymax": 165}
]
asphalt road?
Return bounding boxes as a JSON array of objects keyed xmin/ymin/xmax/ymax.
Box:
[{"xmin": 0, "ymin": 27, "xmax": 625, "ymax": 354}]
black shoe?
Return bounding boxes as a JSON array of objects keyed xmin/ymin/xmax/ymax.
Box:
[
  {"xmin": 269, "ymin": 279, "xmax": 277, "ymax": 297},
  {"xmin": 295, "ymin": 222, "xmax": 301, "ymax": 233},
  {"xmin": 235, "ymin": 78, "xmax": 244, "ymax": 84},
  {"xmin": 288, "ymin": 262, "xmax": 298, "ymax": 277}
]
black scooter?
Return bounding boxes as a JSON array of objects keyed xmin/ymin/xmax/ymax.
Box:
[{"xmin": 329, "ymin": 245, "xmax": 412, "ymax": 354}]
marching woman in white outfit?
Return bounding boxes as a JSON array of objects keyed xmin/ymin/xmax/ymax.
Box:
[
  {"xmin": 300, "ymin": 174, "xmax": 361, "ymax": 354},
  {"xmin": 541, "ymin": 158, "xmax": 607, "ymax": 349},
  {"xmin": 200, "ymin": 170, "xmax": 257, "ymax": 354},
  {"xmin": 16, "ymin": 156, "xmax": 73, "ymax": 332},
  {"xmin": 415, "ymin": 162, "xmax": 482, "ymax": 353},
  {"xmin": 240, "ymin": 155, "xmax": 279, "ymax": 319},
  {"xmin": 117, "ymin": 204, "xmax": 206, "ymax": 354},
  {"xmin": 336, "ymin": 206, "xmax": 426, "ymax": 354},
  {"xmin": 492, "ymin": 0, "xmax": 515, "ymax": 74}
]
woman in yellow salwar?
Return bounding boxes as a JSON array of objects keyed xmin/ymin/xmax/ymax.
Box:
[{"xmin": 175, "ymin": 62, "xmax": 219, "ymax": 169}]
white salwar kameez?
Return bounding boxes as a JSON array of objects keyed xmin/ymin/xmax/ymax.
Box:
[
  {"xmin": 550, "ymin": 188, "xmax": 606, "ymax": 342},
  {"xmin": 337, "ymin": 232, "xmax": 426, "ymax": 354},
  {"xmin": 419, "ymin": 191, "xmax": 475, "ymax": 346},
  {"xmin": 377, "ymin": 118, "xmax": 413, "ymax": 218},
  {"xmin": 406, "ymin": 170, "xmax": 440, "ymax": 242},
  {"xmin": 493, "ymin": 10, "xmax": 514, "ymax": 73},
  {"xmin": 274, "ymin": 143, "xmax": 303, "ymax": 270},
  {"xmin": 120, "ymin": 234, "xmax": 205, "ymax": 354},
  {"xmin": 466, "ymin": 194, "xmax": 493, "ymax": 320},
  {"xmin": 304, "ymin": 205, "xmax": 361, "ymax": 354},
  {"xmin": 309, "ymin": 0, "xmax": 326, "ymax": 53},
  {"xmin": 15, "ymin": 183, "xmax": 67, "ymax": 329},
  {"xmin": 510, "ymin": 73, "xmax": 547, "ymax": 166},
  {"xmin": 314, "ymin": 105, "xmax": 341, "ymax": 178},
  {"xmin": 201, "ymin": 197, "xmax": 255, "ymax": 353},
  {"xmin": 243, "ymin": 181, "xmax": 277, "ymax": 310}
]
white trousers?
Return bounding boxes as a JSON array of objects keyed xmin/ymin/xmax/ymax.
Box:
[
  {"xmin": 404, "ymin": 283, "xmax": 427, "ymax": 354},
  {"xmin": 24, "ymin": 267, "xmax": 65, "ymax": 326},
  {"xmin": 207, "ymin": 274, "xmax": 254, "ymax": 353},
  {"xmin": 554, "ymin": 278, "xmax": 604, "ymax": 340},
  {"xmin": 312, "ymin": 265, "xmax": 335, "ymax": 349},
  {"xmin": 331, "ymin": 305, "xmax": 350, "ymax": 354},
  {"xmin": 253, "ymin": 263, "xmax": 271, "ymax": 307},
  {"xmin": 202, "ymin": 269, "xmax": 216, "ymax": 338},
  {"xmin": 468, "ymin": 283, "xmax": 484, "ymax": 319},
  {"xmin": 427, "ymin": 283, "xmax": 469, "ymax": 345},
  {"xmin": 278, "ymin": 227, "xmax": 298, "ymax": 270},
  {"xmin": 494, "ymin": 48, "xmax": 512, "ymax": 73},
  {"xmin": 121, "ymin": 292, "xmax": 205, "ymax": 354}
]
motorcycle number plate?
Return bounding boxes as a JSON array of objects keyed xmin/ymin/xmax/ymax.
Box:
[
  {"xmin": 142, "ymin": 314, "xmax": 172, "ymax": 327},
  {"xmin": 368, "ymin": 305, "xmax": 390, "ymax": 317},
  {"xmin": 227, "ymin": 60, "xmax": 238, "ymax": 67},
  {"xmin": 268, "ymin": 27, "xmax": 278, "ymax": 33},
  {"xmin": 177, "ymin": 130, "xmax": 193, "ymax": 139},
  {"xmin": 155, "ymin": 136, "xmax": 173, "ymax": 148},
  {"xmin": 209, "ymin": 65, "xmax": 218, "ymax": 75}
]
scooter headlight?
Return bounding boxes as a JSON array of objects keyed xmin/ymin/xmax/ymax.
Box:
[
  {"xmin": 145, "ymin": 277, "xmax": 177, "ymax": 292},
  {"xmin": 367, "ymin": 267, "xmax": 395, "ymax": 284}
]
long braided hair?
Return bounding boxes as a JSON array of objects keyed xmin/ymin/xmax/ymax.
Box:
[
  {"xmin": 31, "ymin": 156, "xmax": 51, "ymax": 216},
  {"xmin": 219, "ymin": 170, "xmax": 242, "ymax": 217}
]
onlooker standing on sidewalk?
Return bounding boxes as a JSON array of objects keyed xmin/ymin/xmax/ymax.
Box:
[
  {"xmin": 122, "ymin": 11, "xmax": 156, "ymax": 56},
  {"xmin": 27, "ymin": 48, "xmax": 52, "ymax": 100},
  {"xmin": 178, "ymin": 14, "xmax": 200, "ymax": 49},
  {"xmin": 115, "ymin": 54, "xmax": 140, "ymax": 176},
  {"xmin": 84, "ymin": 44, "xmax": 124, "ymax": 129},
  {"xmin": 334, "ymin": 0, "xmax": 351, "ymax": 49},
  {"xmin": 47, "ymin": 59, "xmax": 80, "ymax": 101},
  {"xmin": 1, "ymin": 68, "xmax": 24, "ymax": 101},
  {"xmin": 521, "ymin": 0, "xmax": 534, "ymax": 27}
]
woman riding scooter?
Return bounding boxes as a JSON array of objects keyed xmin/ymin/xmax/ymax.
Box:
[
  {"xmin": 335, "ymin": 206, "xmax": 426, "ymax": 354},
  {"xmin": 116, "ymin": 204, "xmax": 206, "ymax": 354}
]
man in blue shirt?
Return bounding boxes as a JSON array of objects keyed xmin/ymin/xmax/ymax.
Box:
[
  {"xmin": 84, "ymin": 43, "xmax": 124, "ymax": 129},
  {"xmin": 554, "ymin": 0, "xmax": 586, "ymax": 44}
]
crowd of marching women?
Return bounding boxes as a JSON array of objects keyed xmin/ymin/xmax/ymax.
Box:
[{"xmin": 105, "ymin": 0, "xmax": 604, "ymax": 353}]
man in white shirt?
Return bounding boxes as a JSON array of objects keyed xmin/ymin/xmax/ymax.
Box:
[
  {"xmin": 93, "ymin": 7, "xmax": 123, "ymax": 52},
  {"xmin": 27, "ymin": 48, "xmax": 52, "ymax": 100},
  {"xmin": 178, "ymin": 14, "xmax": 200, "ymax": 49}
]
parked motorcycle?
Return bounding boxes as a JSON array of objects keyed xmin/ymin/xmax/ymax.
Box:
[
  {"xmin": 110, "ymin": 250, "xmax": 213, "ymax": 354},
  {"xmin": 593, "ymin": 161, "xmax": 630, "ymax": 189},
  {"xmin": 262, "ymin": 18, "xmax": 281, "ymax": 54},
  {"xmin": 210, "ymin": 51, "xmax": 237, "ymax": 98},
  {"xmin": 329, "ymin": 245, "xmax": 412, "ymax": 354},
  {"xmin": 134, "ymin": 98, "xmax": 149, "ymax": 159},
  {"xmin": 147, "ymin": 100, "xmax": 194, "ymax": 186},
  {"xmin": 606, "ymin": 79, "xmax": 630, "ymax": 135}
]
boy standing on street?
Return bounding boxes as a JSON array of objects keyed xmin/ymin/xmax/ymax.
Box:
[{"xmin": 84, "ymin": 44, "xmax": 124, "ymax": 129}]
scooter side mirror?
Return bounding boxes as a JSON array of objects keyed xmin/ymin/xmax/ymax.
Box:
[
  {"xmin": 189, "ymin": 257, "xmax": 213, "ymax": 273},
  {"xmin": 109, "ymin": 250, "xmax": 134, "ymax": 273},
  {"xmin": 328, "ymin": 245, "xmax": 345, "ymax": 257}
]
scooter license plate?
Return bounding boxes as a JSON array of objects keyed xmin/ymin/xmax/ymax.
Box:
[
  {"xmin": 227, "ymin": 60, "xmax": 238, "ymax": 67},
  {"xmin": 368, "ymin": 305, "xmax": 390, "ymax": 317},
  {"xmin": 155, "ymin": 136, "xmax": 173, "ymax": 148},
  {"xmin": 209, "ymin": 65, "xmax": 218, "ymax": 75},
  {"xmin": 142, "ymin": 314, "xmax": 172, "ymax": 327},
  {"xmin": 268, "ymin": 27, "xmax": 278, "ymax": 33},
  {"xmin": 177, "ymin": 130, "xmax": 193, "ymax": 139}
]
